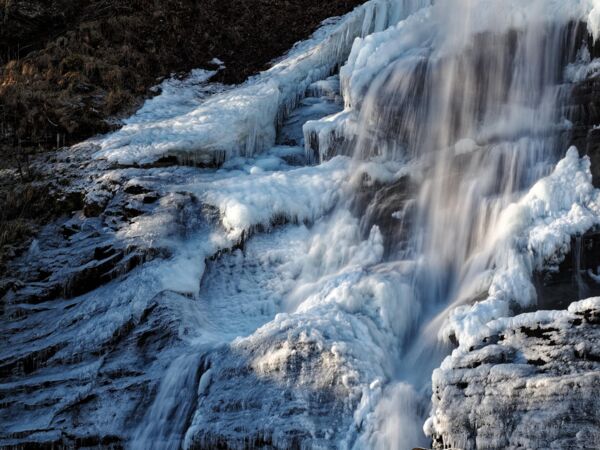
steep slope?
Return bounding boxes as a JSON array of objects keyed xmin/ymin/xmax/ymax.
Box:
[
  {"xmin": 0, "ymin": 0, "xmax": 364, "ymax": 149},
  {"xmin": 0, "ymin": 0, "xmax": 364, "ymax": 274}
]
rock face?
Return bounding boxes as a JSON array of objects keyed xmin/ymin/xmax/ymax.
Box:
[
  {"xmin": 427, "ymin": 298, "xmax": 600, "ymax": 450},
  {"xmin": 185, "ymin": 327, "xmax": 361, "ymax": 450},
  {"xmin": 0, "ymin": 145, "xmax": 207, "ymax": 448},
  {"xmin": 0, "ymin": 70, "xmax": 359, "ymax": 448},
  {"xmin": 567, "ymin": 27, "xmax": 600, "ymax": 188}
]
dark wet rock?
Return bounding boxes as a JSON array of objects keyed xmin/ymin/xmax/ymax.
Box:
[
  {"xmin": 353, "ymin": 176, "xmax": 415, "ymax": 257},
  {"xmin": 567, "ymin": 28, "xmax": 600, "ymax": 187},
  {"xmin": 124, "ymin": 184, "xmax": 151, "ymax": 195},
  {"xmin": 142, "ymin": 193, "xmax": 159, "ymax": 204},
  {"xmin": 569, "ymin": 75, "xmax": 600, "ymax": 186},
  {"xmin": 83, "ymin": 191, "xmax": 112, "ymax": 217},
  {"xmin": 0, "ymin": 139, "xmax": 253, "ymax": 448},
  {"xmin": 534, "ymin": 229, "xmax": 600, "ymax": 310},
  {"xmin": 304, "ymin": 123, "xmax": 354, "ymax": 164},
  {"xmin": 0, "ymin": 289, "xmax": 191, "ymax": 449}
]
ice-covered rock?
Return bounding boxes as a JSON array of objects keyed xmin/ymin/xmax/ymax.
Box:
[
  {"xmin": 6, "ymin": 1, "xmax": 600, "ymax": 449},
  {"xmin": 426, "ymin": 297, "xmax": 600, "ymax": 450},
  {"xmin": 442, "ymin": 148, "xmax": 600, "ymax": 349},
  {"xmin": 183, "ymin": 249, "xmax": 420, "ymax": 449}
]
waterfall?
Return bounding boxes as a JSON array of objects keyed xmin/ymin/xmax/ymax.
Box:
[
  {"xmin": 132, "ymin": 352, "xmax": 206, "ymax": 450},
  {"xmin": 130, "ymin": 0, "xmax": 586, "ymax": 449},
  {"xmin": 346, "ymin": 1, "xmax": 596, "ymax": 448},
  {"xmin": 5, "ymin": 1, "xmax": 600, "ymax": 449},
  {"xmin": 352, "ymin": 2, "xmax": 582, "ymax": 338},
  {"xmin": 334, "ymin": 1, "xmax": 595, "ymax": 447},
  {"xmin": 127, "ymin": 2, "xmax": 598, "ymax": 448}
]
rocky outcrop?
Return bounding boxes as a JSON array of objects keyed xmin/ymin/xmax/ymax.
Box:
[
  {"xmin": 427, "ymin": 297, "xmax": 600, "ymax": 449},
  {"xmin": 185, "ymin": 330, "xmax": 360, "ymax": 450},
  {"xmin": 567, "ymin": 25, "xmax": 600, "ymax": 188},
  {"xmin": 569, "ymin": 74, "xmax": 600, "ymax": 187},
  {"xmin": 0, "ymin": 73, "xmax": 348, "ymax": 447},
  {"xmin": 534, "ymin": 230, "xmax": 600, "ymax": 310}
]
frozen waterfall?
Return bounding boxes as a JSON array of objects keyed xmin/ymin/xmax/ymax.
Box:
[{"xmin": 3, "ymin": 0, "xmax": 600, "ymax": 449}]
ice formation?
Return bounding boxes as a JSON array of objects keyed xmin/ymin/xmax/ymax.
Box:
[
  {"xmin": 4, "ymin": 0, "xmax": 600, "ymax": 449},
  {"xmin": 94, "ymin": 0, "xmax": 428, "ymax": 166},
  {"xmin": 443, "ymin": 147, "xmax": 600, "ymax": 349}
]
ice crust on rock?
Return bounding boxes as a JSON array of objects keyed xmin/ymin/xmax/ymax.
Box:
[
  {"xmin": 427, "ymin": 297, "xmax": 600, "ymax": 450},
  {"xmin": 305, "ymin": 0, "xmax": 600, "ymax": 160},
  {"xmin": 565, "ymin": 45, "xmax": 600, "ymax": 83},
  {"xmin": 183, "ymin": 210, "xmax": 423, "ymax": 449},
  {"xmin": 187, "ymin": 156, "xmax": 352, "ymax": 240},
  {"xmin": 181, "ymin": 155, "xmax": 403, "ymax": 242}
]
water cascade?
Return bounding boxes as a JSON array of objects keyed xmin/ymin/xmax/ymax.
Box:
[{"xmin": 336, "ymin": 1, "xmax": 594, "ymax": 447}]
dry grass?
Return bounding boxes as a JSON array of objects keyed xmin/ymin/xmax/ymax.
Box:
[
  {"xmin": 0, "ymin": 219, "xmax": 31, "ymax": 253},
  {"xmin": 0, "ymin": 179, "xmax": 67, "ymax": 271}
]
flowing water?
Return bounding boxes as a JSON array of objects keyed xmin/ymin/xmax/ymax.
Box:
[
  {"xmin": 346, "ymin": 3, "xmax": 586, "ymax": 447},
  {"xmin": 135, "ymin": 2, "xmax": 591, "ymax": 448}
]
